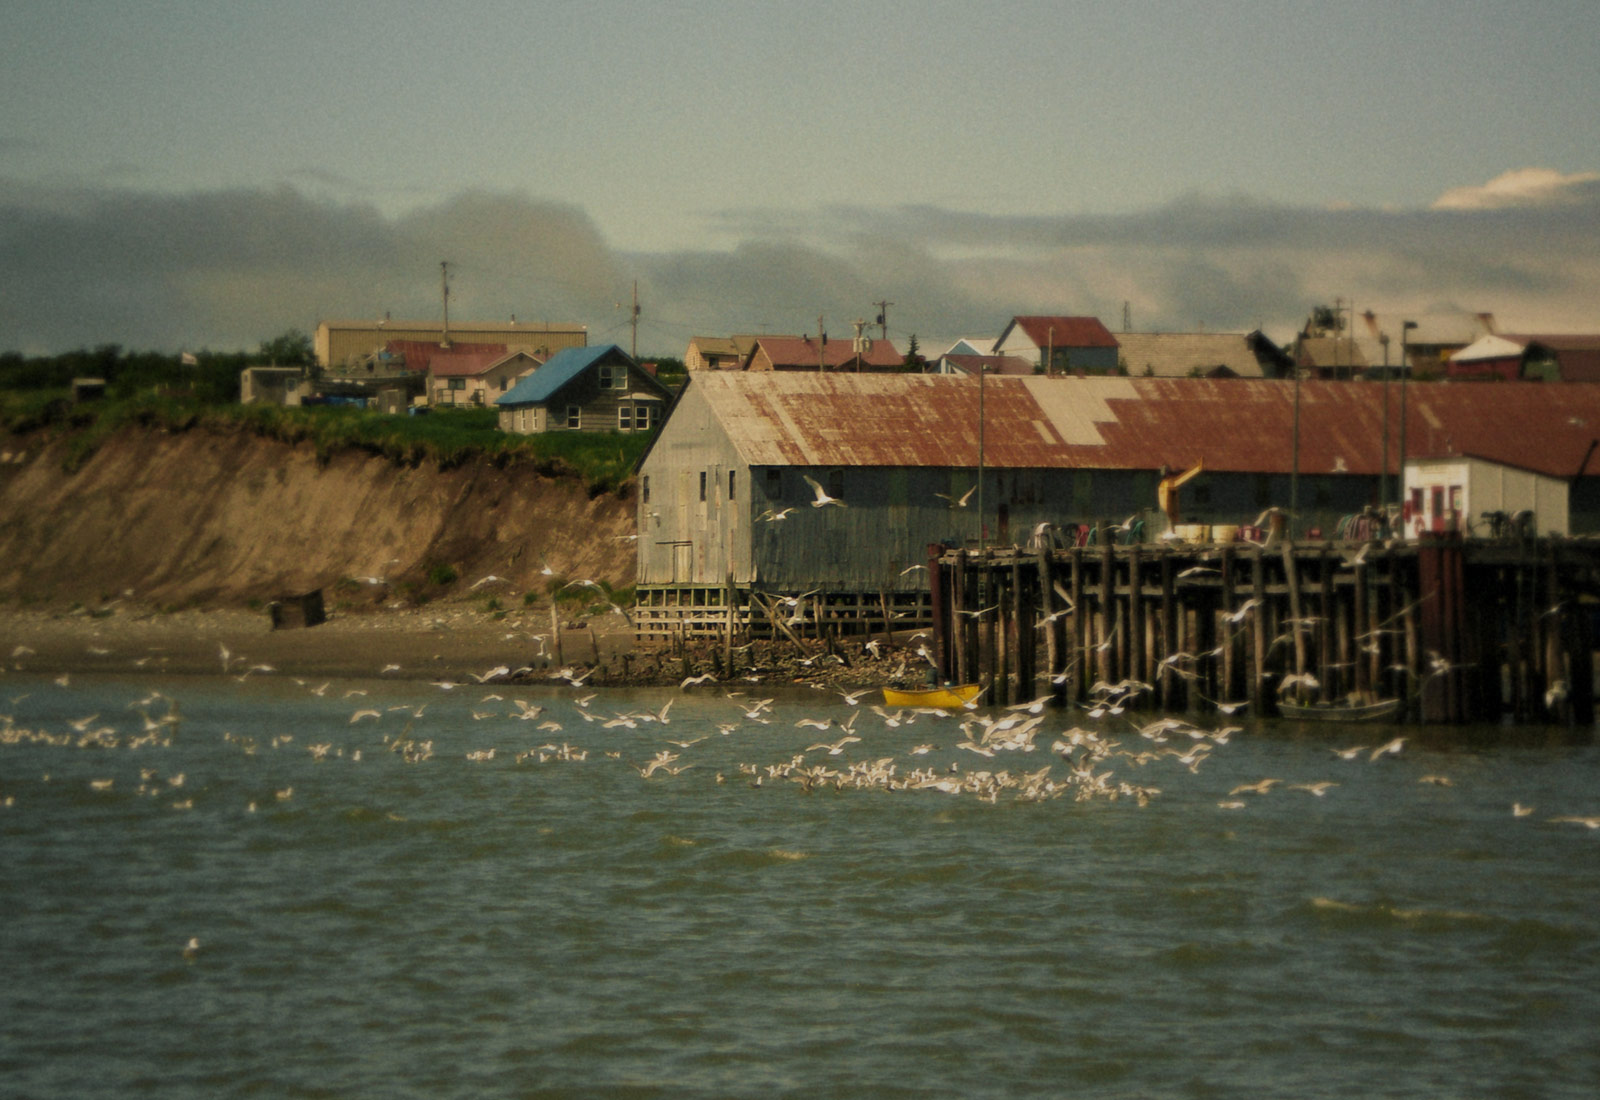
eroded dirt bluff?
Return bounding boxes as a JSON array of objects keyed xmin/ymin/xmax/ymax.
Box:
[{"xmin": 0, "ymin": 424, "xmax": 637, "ymax": 607}]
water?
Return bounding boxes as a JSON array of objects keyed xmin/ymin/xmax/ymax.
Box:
[{"xmin": 3, "ymin": 673, "xmax": 1598, "ymax": 1098}]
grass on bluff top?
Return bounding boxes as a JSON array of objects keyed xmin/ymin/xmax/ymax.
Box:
[{"xmin": 2, "ymin": 391, "xmax": 651, "ymax": 494}]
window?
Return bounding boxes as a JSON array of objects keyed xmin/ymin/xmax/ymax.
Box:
[
  {"xmin": 565, "ymin": 405, "xmax": 580, "ymax": 429},
  {"xmin": 448, "ymin": 377, "xmax": 465, "ymax": 390},
  {"xmin": 599, "ymin": 364, "xmax": 629, "ymax": 390},
  {"xmin": 498, "ymin": 377, "xmax": 508, "ymax": 391},
  {"xmin": 699, "ymin": 472, "xmax": 707, "ymax": 502},
  {"xmin": 728, "ymin": 470, "xmax": 736, "ymax": 500},
  {"xmin": 618, "ymin": 406, "xmax": 633, "ymax": 431}
]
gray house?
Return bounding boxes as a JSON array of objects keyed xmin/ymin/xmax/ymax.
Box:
[{"xmin": 496, "ymin": 344, "xmax": 672, "ymax": 434}]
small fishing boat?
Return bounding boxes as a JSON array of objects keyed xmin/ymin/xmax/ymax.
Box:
[
  {"xmin": 1278, "ymin": 697, "xmax": 1402, "ymax": 723},
  {"xmin": 882, "ymin": 683, "xmax": 984, "ymax": 709}
]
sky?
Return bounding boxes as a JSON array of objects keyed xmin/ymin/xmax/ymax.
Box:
[{"xmin": 3, "ymin": 0, "xmax": 1599, "ymax": 357}]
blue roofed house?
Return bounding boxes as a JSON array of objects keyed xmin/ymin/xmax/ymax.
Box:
[{"xmin": 495, "ymin": 344, "xmax": 673, "ymax": 434}]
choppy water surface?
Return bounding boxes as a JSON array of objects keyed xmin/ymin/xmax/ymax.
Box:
[{"xmin": 3, "ymin": 672, "xmax": 1599, "ymax": 1098}]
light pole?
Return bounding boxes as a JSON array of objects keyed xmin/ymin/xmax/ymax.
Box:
[
  {"xmin": 1397, "ymin": 321, "xmax": 1418, "ymax": 526},
  {"xmin": 1290, "ymin": 363, "xmax": 1301, "ymax": 540},
  {"xmin": 1379, "ymin": 332, "xmax": 1391, "ymax": 523}
]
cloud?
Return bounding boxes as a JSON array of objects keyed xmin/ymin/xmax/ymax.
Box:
[
  {"xmin": 1431, "ymin": 167, "xmax": 1600, "ymax": 210},
  {"xmin": 2, "ymin": 171, "xmax": 1598, "ymax": 357}
]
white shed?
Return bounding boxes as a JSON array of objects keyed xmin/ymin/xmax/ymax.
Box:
[{"xmin": 1402, "ymin": 454, "xmax": 1569, "ymax": 539}]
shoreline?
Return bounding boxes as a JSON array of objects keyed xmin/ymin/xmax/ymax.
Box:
[
  {"xmin": 2, "ymin": 602, "xmax": 925, "ymax": 692},
  {"xmin": 2, "ymin": 602, "xmax": 625, "ymax": 683}
]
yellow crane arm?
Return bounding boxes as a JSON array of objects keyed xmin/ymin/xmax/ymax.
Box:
[{"xmin": 1158, "ymin": 460, "xmax": 1204, "ymax": 527}]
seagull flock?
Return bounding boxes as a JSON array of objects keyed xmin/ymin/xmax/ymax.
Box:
[{"xmin": 4, "ymin": 635, "xmax": 1598, "ymax": 832}]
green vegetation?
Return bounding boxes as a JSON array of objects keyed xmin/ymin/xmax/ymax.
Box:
[
  {"xmin": 652, "ymin": 357, "xmax": 688, "ymax": 388},
  {"xmin": 2, "ymin": 388, "xmax": 651, "ymax": 491},
  {"xmin": 2, "ymin": 330, "xmax": 658, "ymax": 490},
  {"xmin": 0, "ymin": 329, "xmax": 315, "ymax": 403}
]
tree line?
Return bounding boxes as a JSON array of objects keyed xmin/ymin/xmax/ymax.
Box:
[{"xmin": 0, "ymin": 330, "xmax": 315, "ymax": 404}]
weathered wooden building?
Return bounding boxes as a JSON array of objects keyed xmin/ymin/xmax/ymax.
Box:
[{"xmin": 633, "ymin": 374, "xmax": 1600, "ymax": 635}]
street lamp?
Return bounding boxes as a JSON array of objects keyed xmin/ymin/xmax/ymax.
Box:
[
  {"xmin": 1290, "ymin": 362, "xmax": 1301, "ymax": 539},
  {"xmin": 1379, "ymin": 331, "xmax": 1391, "ymax": 523},
  {"xmin": 1397, "ymin": 321, "xmax": 1418, "ymax": 528}
]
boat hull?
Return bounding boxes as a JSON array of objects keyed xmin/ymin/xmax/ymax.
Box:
[
  {"xmin": 1278, "ymin": 698, "xmax": 1402, "ymax": 723},
  {"xmin": 882, "ymin": 683, "xmax": 983, "ymax": 709}
]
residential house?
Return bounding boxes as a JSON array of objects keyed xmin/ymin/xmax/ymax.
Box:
[
  {"xmin": 1294, "ymin": 309, "xmax": 1496, "ymax": 378},
  {"xmin": 425, "ymin": 347, "xmax": 544, "ymax": 407},
  {"xmin": 496, "ymin": 344, "xmax": 672, "ymax": 434},
  {"xmin": 992, "ymin": 315, "xmax": 1120, "ymax": 374},
  {"xmin": 240, "ymin": 366, "xmax": 312, "ymax": 406},
  {"xmin": 1113, "ymin": 331, "xmax": 1292, "ymax": 378},
  {"xmin": 685, "ymin": 335, "xmax": 767, "ymax": 371},
  {"xmin": 739, "ymin": 334, "xmax": 904, "ymax": 372},
  {"xmin": 927, "ymin": 337, "xmax": 1030, "ymax": 376},
  {"xmin": 634, "ymin": 373, "xmax": 1600, "ymax": 596},
  {"xmin": 1448, "ymin": 333, "xmax": 1600, "ymax": 382}
]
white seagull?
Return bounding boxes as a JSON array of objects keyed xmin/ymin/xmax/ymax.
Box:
[{"xmin": 802, "ymin": 475, "xmax": 845, "ymax": 508}]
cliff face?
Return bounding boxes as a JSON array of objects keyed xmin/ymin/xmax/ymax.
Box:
[{"xmin": 0, "ymin": 425, "xmax": 636, "ymax": 607}]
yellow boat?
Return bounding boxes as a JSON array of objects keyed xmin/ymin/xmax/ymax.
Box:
[{"xmin": 882, "ymin": 683, "xmax": 984, "ymax": 709}]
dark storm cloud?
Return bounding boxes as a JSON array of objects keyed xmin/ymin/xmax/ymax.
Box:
[{"xmin": 3, "ymin": 175, "xmax": 1597, "ymax": 356}]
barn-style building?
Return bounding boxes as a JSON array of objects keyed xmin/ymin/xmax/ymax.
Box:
[{"xmin": 632, "ymin": 373, "xmax": 1600, "ymax": 635}]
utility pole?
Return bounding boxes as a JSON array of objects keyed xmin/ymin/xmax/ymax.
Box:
[
  {"xmin": 629, "ymin": 280, "xmax": 640, "ymax": 359},
  {"xmin": 852, "ymin": 318, "xmax": 868, "ymax": 371},
  {"xmin": 440, "ymin": 260, "xmax": 452, "ymax": 348},
  {"xmin": 873, "ymin": 300, "xmax": 892, "ymax": 342}
]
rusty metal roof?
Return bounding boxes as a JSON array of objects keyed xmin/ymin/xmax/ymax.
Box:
[
  {"xmin": 1004, "ymin": 315, "xmax": 1120, "ymax": 350},
  {"xmin": 685, "ymin": 373, "xmax": 1600, "ymax": 478},
  {"xmin": 747, "ymin": 335, "xmax": 903, "ymax": 370}
]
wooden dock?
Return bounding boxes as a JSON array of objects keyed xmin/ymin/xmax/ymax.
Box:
[{"xmin": 928, "ymin": 534, "xmax": 1600, "ymax": 725}]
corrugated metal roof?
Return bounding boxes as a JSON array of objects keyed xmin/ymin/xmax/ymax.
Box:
[
  {"xmin": 940, "ymin": 354, "xmax": 1034, "ymax": 376},
  {"xmin": 749, "ymin": 335, "xmax": 903, "ymax": 370},
  {"xmin": 1450, "ymin": 335, "xmax": 1527, "ymax": 363},
  {"xmin": 1005, "ymin": 316, "xmax": 1119, "ymax": 350},
  {"xmin": 1511, "ymin": 334, "xmax": 1600, "ymax": 383},
  {"xmin": 426, "ymin": 348, "xmax": 516, "ymax": 378},
  {"xmin": 684, "ymin": 373, "xmax": 1600, "ymax": 478},
  {"xmin": 1114, "ymin": 332, "xmax": 1271, "ymax": 378},
  {"xmin": 381, "ymin": 339, "xmax": 511, "ymax": 375}
]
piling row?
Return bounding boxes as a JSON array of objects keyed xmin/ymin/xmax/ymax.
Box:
[{"xmin": 929, "ymin": 534, "xmax": 1600, "ymax": 725}]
